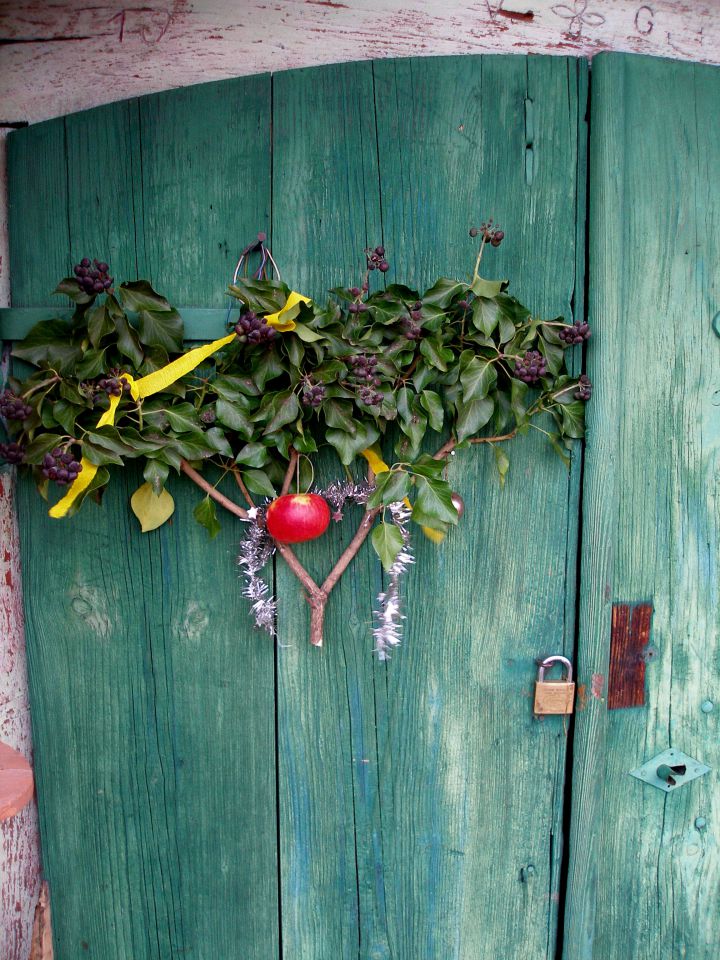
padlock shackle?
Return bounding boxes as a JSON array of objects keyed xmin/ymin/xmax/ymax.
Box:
[{"xmin": 537, "ymin": 655, "xmax": 573, "ymax": 683}]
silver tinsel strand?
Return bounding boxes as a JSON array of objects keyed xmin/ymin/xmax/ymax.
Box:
[
  {"xmin": 317, "ymin": 479, "xmax": 373, "ymax": 522},
  {"xmin": 372, "ymin": 501, "xmax": 414, "ymax": 660},
  {"xmin": 237, "ymin": 507, "xmax": 277, "ymax": 635}
]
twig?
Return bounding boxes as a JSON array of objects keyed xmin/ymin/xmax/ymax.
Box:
[
  {"xmin": 433, "ymin": 430, "xmax": 518, "ymax": 460},
  {"xmin": 180, "ymin": 459, "xmax": 248, "ymax": 519},
  {"xmin": 321, "ymin": 507, "xmax": 381, "ymax": 596},
  {"xmin": 281, "ymin": 447, "xmax": 299, "ymax": 496},
  {"xmin": 233, "ymin": 470, "xmax": 256, "ymax": 508}
]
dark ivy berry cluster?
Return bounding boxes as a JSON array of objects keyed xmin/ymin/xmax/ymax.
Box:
[
  {"xmin": 199, "ymin": 408, "xmax": 217, "ymax": 425},
  {"xmin": 0, "ymin": 390, "xmax": 32, "ymax": 421},
  {"xmin": 0, "ymin": 442, "xmax": 24, "ymax": 465},
  {"xmin": 349, "ymin": 354, "xmax": 383, "ymax": 405},
  {"xmin": 559, "ymin": 320, "xmax": 591, "ymax": 345},
  {"xmin": 96, "ymin": 376, "xmax": 131, "ymax": 398},
  {"xmin": 74, "ymin": 258, "xmax": 113, "ymax": 295},
  {"xmin": 365, "ymin": 246, "xmax": 390, "ymax": 273},
  {"xmin": 513, "ymin": 350, "xmax": 548, "ymax": 384},
  {"xmin": 42, "ymin": 447, "xmax": 82, "ymax": 486},
  {"xmin": 469, "ymin": 221, "xmax": 504, "ymax": 246},
  {"xmin": 401, "ymin": 300, "xmax": 424, "ymax": 340},
  {"xmin": 301, "ymin": 381, "xmax": 326, "ymax": 407},
  {"xmin": 575, "ymin": 374, "xmax": 592, "ymax": 400},
  {"xmin": 235, "ymin": 311, "xmax": 277, "ymax": 345}
]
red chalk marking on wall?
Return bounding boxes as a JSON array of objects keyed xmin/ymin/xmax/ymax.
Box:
[{"xmin": 0, "ymin": 743, "xmax": 33, "ymax": 821}]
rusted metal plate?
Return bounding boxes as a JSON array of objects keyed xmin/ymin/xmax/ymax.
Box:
[{"xmin": 608, "ymin": 602, "xmax": 653, "ymax": 709}]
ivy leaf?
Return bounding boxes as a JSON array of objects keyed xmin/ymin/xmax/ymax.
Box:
[
  {"xmin": 493, "ymin": 445, "xmax": 510, "ymax": 487},
  {"xmin": 63, "ymin": 466, "xmax": 110, "ymax": 516},
  {"xmin": 292, "ymin": 322, "xmax": 323, "ymax": 343},
  {"xmin": 367, "ymin": 470, "xmax": 411, "ymax": 509},
  {"xmin": 252, "ymin": 349, "xmax": 286, "ymax": 390},
  {"xmin": 112, "ymin": 311, "xmax": 144, "ymax": 369},
  {"xmin": 471, "ymin": 297, "xmax": 500, "ymax": 336},
  {"xmin": 422, "ymin": 277, "xmax": 468, "ymax": 308},
  {"xmin": 228, "ymin": 278, "xmax": 288, "ymax": 314},
  {"xmin": 326, "ymin": 422, "xmax": 379, "ymax": 466},
  {"xmin": 548, "ymin": 432, "xmax": 571, "ymax": 467},
  {"xmin": 205, "ymin": 427, "xmax": 233, "ymax": 457},
  {"xmin": 130, "ymin": 482, "xmax": 175, "ymax": 532},
  {"xmin": 87, "ymin": 304, "xmax": 114, "ymax": 347},
  {"xmin": 52, "ymin": 400, "xmax": 81, "ymax": 434},
  {"xmin": 53, "ymin": 278, "xmax": 92, "ymax": 305},
  {"xmin": 136, "ymin": 308, "xmax": 184, "ymax": 353},
  {"xmin": 410, "ymin": 453, "xmax": 445, "ymax": 479},
  {"xmin": 456, "ymin": 396, "xmax": 494, "ymax": 442},
  {"xmin": 460, "ymin": 357, "xmax": 497, "ymax": 402},
  {"xmin": 165, "ymin": 402, "xmax": 204, "ymax": 435},
  {"xmin": 371, "ymin": 522, "xmax": 404, "ymax": 572},
  {"xmin": 216, "ymin": 398, "xmax": 254, "ymax": 438},
  {"xmin": 420, "ymin": 390, "xmax": 444, "ymax": 432},
  {"xmin": 75, "ymin": 347, "xmax": 107, "ymax": 380},
  {"xmin": 560, "ymin": 400, "xmax": 585, "ymax": 439},
  {"xmin": 242, "ymin": 469, "xmax": 276, "ymax": 498},
  {"xmin": 539, "ymin": 338, "xmax": 565, "ymax": 376},
  {"xmin": 118, "ymin": 280, "xmax": 173, "ymax": 313},
  {"xmin": 12, "ymin": 320, "xmax": 82, "ymax": 374},
  {"xmin": 496, "ymin": 293, "xmax": 531, "ymax": 325},
  {"xmin": 213, "ymin": 374, "xmax": 261, "ymax": 399},
  {"xmin": 470, "ymin": 277, "xmax": 508, "ymax": 298},
  {"xmin": 263, "ymin": 392, "xmax": 300, "ymax": 435},
  {"xmin": 165, "ymin": 433, "xmax": 216, "ymax": 462},
  {"xmin": 420, "ymin": 338, "xmax": 449, "ymax": 372},
  {"xmin": 143, "ymin": 458, "xmax": 170, "ymax": 496},
  {"xmin": 412, "ymin": 475, "xmax": 459, "ymax": 530},
  {"xmin": 193, "ymin": 496, "xmax": 221, "ymax": 539},
  {"xmin": 22, "ymin": 433, "xmax": 65, "ymax": 465},
  {"xmin": 324, "ymin": 399, "xmax": 357, "ymax": 434},
  {"xmin": 235, "ymin": 442, "xmax": 270, "ymax": 468}
]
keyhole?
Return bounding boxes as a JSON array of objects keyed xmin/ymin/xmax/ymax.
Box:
[{"xmin": 657, "ymin": 763, "xmax": 687, "ymax": 786}]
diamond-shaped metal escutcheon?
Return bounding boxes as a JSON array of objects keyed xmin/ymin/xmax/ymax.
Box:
[{"xmin": 630, "ymin": 749, "xmax": 711, "ymax": 792}]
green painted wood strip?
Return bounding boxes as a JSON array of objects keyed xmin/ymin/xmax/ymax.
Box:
[
  {"xmin": 0, "ymin": 307, "xmax": 238, "ymax": 342},
  {"xmin": 9, "ymin": 77, "xmax": 278, "ymax": 960},
  {"xmin": 137, "ymin": 76, "xmax": 271, "ymax": 303},
  {"xmin": 564, "ymin": 53, "xmax": 720, "ymax": 960},
  {"xmin": 271, "ymin": 61, "xmax": 387, "ymax": 959},
  {"xmin": 136, "ymin": 75, "xmax": 278, "ymax": 960},
  {"xmin": 7, "ymin": 117, "xmax": 70, "ymax": 304},
  {"xmin": 372, "ymin": 54, "xmax": 586, "ymax": 960}
]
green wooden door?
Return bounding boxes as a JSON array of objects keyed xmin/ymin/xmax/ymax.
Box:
[
  {"xmin": 3, "ymin": 51, "xmax": 717, "ymax": 960},
  {"xmin": 564, "ymin": 54, "xmax": 720, "ymax": 959}
]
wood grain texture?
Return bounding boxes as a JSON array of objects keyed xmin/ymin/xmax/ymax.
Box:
[
  {"xmin": 563, "ymin": 53, "xmax": 720, "ymax": 959},
  {"xmin": 271, "ymin": 61, "xmax": 388, "ymax": 959},
  {"xmin": 608, "ymin": 602, "xmax": 653, "ymax": 709},
  {"xmin": 9, "ymin": 76, "xmax": 278, "ymax": 960},
  {"xmin": 373, "ymin": 54, "xmax": 586, "ymax": 959}
]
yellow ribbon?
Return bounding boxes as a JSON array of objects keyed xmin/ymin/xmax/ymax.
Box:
[
  {"xmin": 265, "ymin": 291, "xmax": 311, "ymax": 332},
  {"xmin": 49, "ymin": 332, "xmax": 237, "ymax": 518},
  {"xmin": 360, "ymin": 447, "xmax": 446, "ymax": 544}
]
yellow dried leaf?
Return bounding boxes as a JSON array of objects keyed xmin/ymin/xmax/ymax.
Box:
[{"xmin": 130, "ymin": 482, "xmax": 175, "ymax": 532}]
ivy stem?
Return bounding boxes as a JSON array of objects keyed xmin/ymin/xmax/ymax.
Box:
[
  {"xmin": 281, "ymin": 447, "xmax": 299, "ymax": 496},
  {"xmin": 180, "ymin": 459, "xmax": 248, "ymax": 519},
  {"xmin": 22, "ymin": 375, "xmax": 61, "ymax": 398},
  {"xmin": 471, "ymin": 236, "xmax": 487, "ymax": 284}
]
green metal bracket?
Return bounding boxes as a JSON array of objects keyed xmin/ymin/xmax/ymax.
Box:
[{"xmin": 630, "ymin": 749, "xmax": 711, "ymax": 792}]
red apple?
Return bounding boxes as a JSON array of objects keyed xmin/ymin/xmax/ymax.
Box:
[{"xmin": 265, "ymin": 493, "xmax": 331, "ymax": 543}]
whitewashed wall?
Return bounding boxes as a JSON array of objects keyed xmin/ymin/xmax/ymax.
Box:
[{"xmin": 0, "ymin": 1, "xmax": 718, "ymax": 957}]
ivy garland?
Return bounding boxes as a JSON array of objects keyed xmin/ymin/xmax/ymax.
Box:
[{"xmin": 0, "ymin": 229, "xmax": 591, "ymax": 654}]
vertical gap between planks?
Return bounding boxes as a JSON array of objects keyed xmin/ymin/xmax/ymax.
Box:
[{"xmin": 555, "ymin": 57, "xmax": 591, "ymax": 960}]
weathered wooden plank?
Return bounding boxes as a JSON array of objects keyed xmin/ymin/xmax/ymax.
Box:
[
  {"xmin": 136, "ymin": 75, "xmax": 277, "ymax": 960},
  {"xmin": 10, "ymin": 76, "xmax": 278, "ymax": 959},
  {"xmin": 137, "ymin": 75, "xmax": 271, "ymax": 303},
  {"xmin": 372, "ymin": 54, "xmax": 586, "ymax": 959},
  {"xmin": 564, "ymin": 53, "xmax": 720, "ymax": 959},
  {"xmin": 271, "ymin": 61, "xmax": 387, "ymax": 958},
  {"xmin": 608, "ymin": 602, "xmax": 653, "ymax": 709}
]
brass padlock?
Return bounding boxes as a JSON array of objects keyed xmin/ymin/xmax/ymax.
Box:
[{"xmin": 534, "ymin": 656, "xmax": 575, "ymax": 715}]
